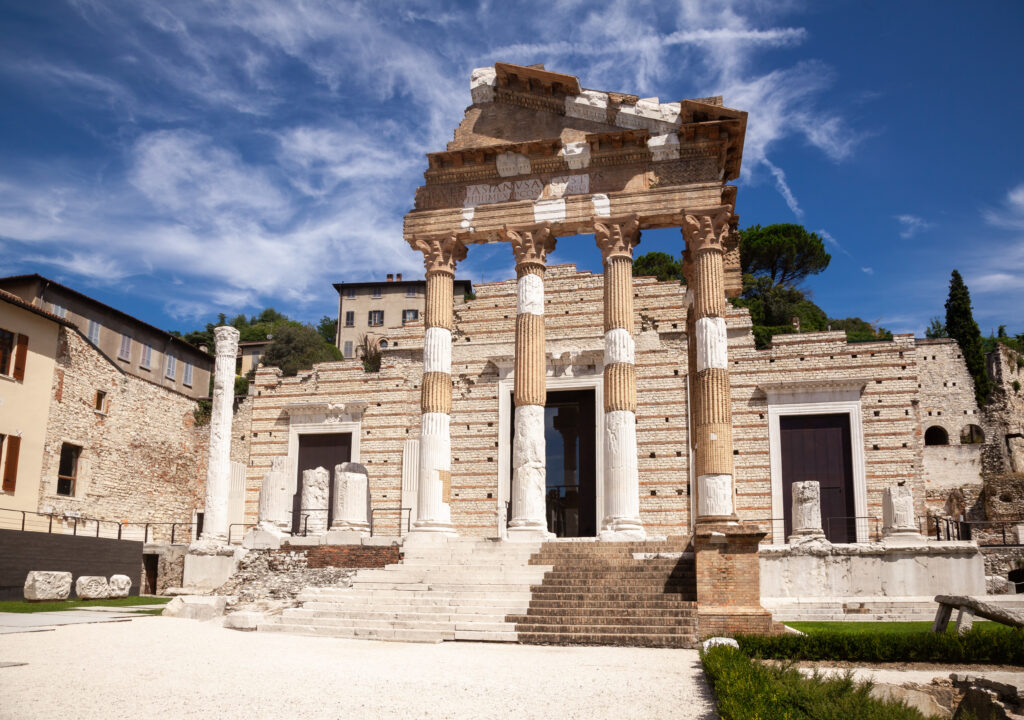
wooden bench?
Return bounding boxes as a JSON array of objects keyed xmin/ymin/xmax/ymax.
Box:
[{"xmin": 932, "ymin": 595, "xmax": 1024, "ymax": 634}]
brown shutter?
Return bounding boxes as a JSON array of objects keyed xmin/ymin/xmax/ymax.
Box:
[
  {"xmin": 12, "ymin": 334, "xmax": 28, "ymax": 382},
  {"xmin": 2, "ymin": 435, "xmax": 20, "ymax": 492}
]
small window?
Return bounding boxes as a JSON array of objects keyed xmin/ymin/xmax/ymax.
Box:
[
  {"xmin": 87, "ymin": 319, "xmax": 101, "ymax": 345},
  {"xmin": 371, "ymin": 286, "xmax": 382, "ymax": 299},
  {"xmin": 406, "ymin": 286, "xmax": 417, "ymax": 298},
  {"xmin": 344, "ymin": 287, "xmax": 356, "ymax": 299},
  {"xmin": 118, "ymin": 333, "xmax": 131, "ymax": 361},
  {"xmin": 94, "ymin": 390, "xmax": 107, "ymax": 412},
  {"xmin": 165, "ymin": 355, "xmax": 177, "ymax": 380},
  {"xmin": 183, "ymin": 362, "xmax": 193, "ymax": 388},
  {"xmin": 343, "ymin": 341, "xmax": 353, "ymax": 358},
  {"xmin": 402, "ymin": 309, "xmax": 419, "ymax": 324},
  {"xmin": 1, "ymin": 433, "xmax": 20, "ymax": 493},
  {"xmin": 924, "ymin": 426, "xmax": 949, "ymax": 446},
  {"xmin": 0, "ymin": 329, "xmax": 13, "ymax": 376},
  {"xmin": 51, "ymin": 303, "xmax": 67, "ymax": 318},
  {"xmin": 368, "ymin": 310, "xmax": 383, "ymax": 327},
  {"xmin": 379, "ymin": 339, "xmax": 388, "ymax": 349},
  {"xmin": 960, "ymin": 424, "xmax": 984, "ymax": 444},
  {"xmin": 57, "ymin": 443, "xmax": 81, "ymax": 496},
  {"xmin": 345, "ymin": 311, "xmax": 355, "ymax": 327},
  {"xmin": 140, "ymin": 344, "xmax": 152, "ymax": 370}
]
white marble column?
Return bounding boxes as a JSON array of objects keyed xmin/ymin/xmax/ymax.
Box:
[
  {"xmin": 257, "ymin": 456, "xmax": 293, "ymax": 533},
  {"xmin": 200, "ymin": 325, "xmax": 239, "ymax": 543},
  {"xmin": 407, "ymin": 233, "xmax": 466, "ymax": 537},
  {"xmin": 595, "ymin": 215, "xmax": 645, "ymax": 540},
  {"xmin": 505, "ymin": 222, "xmax": 555, "ymax": 541},
  {"xmin": 300, "ymin": 466, "xmax": 330, "ymax": 535},
  {"xmin": 331, "ymin": 461, "xmax": 370, "ymax": 534},
  {"xmin": 882, "ymin": 484, "xmax": 925, "ymax": 545}
]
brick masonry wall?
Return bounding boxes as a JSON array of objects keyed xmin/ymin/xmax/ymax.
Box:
[
  {"xmin": 251, "ymin": 264, "xmax": 939, "ymax": 538},
  {"xmin": 37, "ymin": 328, "xmax": 205, "ymax": 543},
  {"xmin": 278, "ymin": 544, "xmax": 400, "ymax": 569},
  {"xmin": 0, "ymin": 528, "xmax": 142, "ymax": 600}
]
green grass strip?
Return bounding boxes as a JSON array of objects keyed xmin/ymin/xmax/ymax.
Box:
[
  {"xmin": 0, "ymin": 596, "xmax": 171, "ymax": 614},
  {"xmin": 701, "ymin": 645, "xmax": 938, "ymax": 720}
]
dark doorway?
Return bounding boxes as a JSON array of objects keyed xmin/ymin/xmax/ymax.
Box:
[
  {"xmin": 142, "ymin": 553, "xmax": 158, "ymax": 595},
  {"xmin": 510, "ymin": 389, "xmax": 597, "ymax": 537},
  {"xmin": 293, "ymin": 433, "xmax": 352, "ymax": 533},
  {"xmin": 780, "ymin": 414, "xmax": 856, "ymax": 543}
]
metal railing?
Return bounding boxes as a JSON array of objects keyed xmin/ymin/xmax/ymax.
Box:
[
  {"xmin": 931, "ymin": 516, "xmax": 1023, "ymax": 546},
  {"xmin": 0, "ymin": 507, "xmax": 198, "ymax": 544}
]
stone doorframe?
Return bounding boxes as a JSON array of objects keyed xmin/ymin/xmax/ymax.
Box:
[
  {"xmin": 283, "ymin": 401, "xmax": 365, "ymax": 486},
  {"xmin": 496, "ymin": 362, "xmax": 605, "ymax": 539},
  {"xmin": 761, "ymin": 380, "xmax": 868, "ymax": 545}
]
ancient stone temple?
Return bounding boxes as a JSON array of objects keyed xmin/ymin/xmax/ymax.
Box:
[{"xmin": 245, "ymin": 63, "xmax": 994, "ymax": 642}]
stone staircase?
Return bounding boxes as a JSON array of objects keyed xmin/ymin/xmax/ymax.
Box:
[
  {"xmin": 258, "ymin": 538, "xmax": 550, "ymax": 643},
  {"xmin": 508, "ymin": 539, "xmax": 699, "ymax": 648}
]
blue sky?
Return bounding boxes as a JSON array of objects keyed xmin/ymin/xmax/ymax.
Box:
[{"xmin": 1, "ymin": 0, "xmax": 1022, "ymax": 336}]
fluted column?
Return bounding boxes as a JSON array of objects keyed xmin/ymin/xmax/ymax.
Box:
[
  {"xmin": 504, "ymin": 222, "xmax": 555, "ymax": 541},
  {"xmin": 595, "ymin": 215, "xmax": 645, "ymax": 540},
  {"xmin": 200, "ymin": 325, "xmax": 239, "ymax": 543},
  {"xmin": 407, "ymin": 233, "xmax": 467, "ymax": 536},
  {"xmin": 682, "ymin": 208, "xmax": 737, "ymax": 522}
]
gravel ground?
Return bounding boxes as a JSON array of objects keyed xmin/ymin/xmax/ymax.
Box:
[{"xmin": 0, "ymin": 616, "xmax": 718, "ymax": 720}]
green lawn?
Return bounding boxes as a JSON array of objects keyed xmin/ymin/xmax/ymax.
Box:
[
  {"xmin": 0, "ymin": 596, "xmax": 171, "ymax": 614},
  {"xmin": 786, "ymin": 620, "xmax": 1008, "ymax": 636}
]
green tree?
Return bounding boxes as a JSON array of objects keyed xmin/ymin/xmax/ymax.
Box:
[
  {"xmin": 944, "ymin": 270, "xmax": 992, "ymax": 405},
  {"xmin": 739, "ymin": 224, "xmax": 831, "ymax": 290},
  {"xmin": 826, "ymin": 317, "xmax": 892, "ymax": 343},
  {"xmin": 357, "ymin": 334, "xmax": 382, "ymax": 373},
  {"xmin": 632, "ymin": 251, "xmax": 683, "ymax": 282},
  {"xmin": 925, "ymin": 317, "xmax": 947, "ymax": 339},
  {"xmin": 259, "ymin": 324, "xmax": 343, "ymax": 377},
  {"xmin": 317, "ymin": 316, "xmax": 337, "ymax": 344}
]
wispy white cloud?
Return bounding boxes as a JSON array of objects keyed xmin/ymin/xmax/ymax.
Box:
[
  {"xmin": 860, "ymin": 267, "xmax": 873, "ymax": 275},
  {"xmin": 982, "ymin": 183, "xmax": 1024, "ymax": 230},
  {"xmin": 896, "ymin": 214, "xmax": 931, "ymax": 238},
  {"xmin": 762, "ymin": 158, "xmax": 802, "ymax": 217}
]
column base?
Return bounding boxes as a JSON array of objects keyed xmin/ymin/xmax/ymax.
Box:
[
  {"xmin": 881, "ymin": 530, "xmax": 928, "ymax": 546},
  {"xmin": 599, "ymin": 517, "xmax": 646, "ymax": 541},
  {"xmin": 407, "ymin": 519, "xmax": 459, "ymax": 539},
  {"xmin": 506, "ymin": 523, "xmax": 554, "ymax": 542}
]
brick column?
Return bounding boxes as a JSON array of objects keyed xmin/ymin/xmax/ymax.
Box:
[
  {"xmin": 595, "ymin": 214, "xmax": 645, "ymax": 540},
  {"xmin": 682, "ymin": 208, "xmax": 737, "ymax": 523},
  {"xmin": 504, "ymin": 222, "xmax": 555, "ymax": 541},
  {"xmin": 407, "ymin": 233, "xmax": 467, "ymax": 536},
  {"xmin": 200, "ymin": 325, "xmax": 239, "ymax": 543}
]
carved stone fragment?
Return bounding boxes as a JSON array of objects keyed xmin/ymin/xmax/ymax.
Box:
[
  {"xmin": 75, "ymin": 575, "xmax": 111, "ymax": 600},
  {"xmin": 23, "ymin": 571, "xmax": 72, "ymax": 601},
  {"xmin": 108, "ymin": 574, "xmax": 132, "ymax": 598},
  {"xmin": 300, "ymin": 466, "xmax": 330, "ymax": 535}
]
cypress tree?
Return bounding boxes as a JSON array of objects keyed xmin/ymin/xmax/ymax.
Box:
[{"xmin": 944, "ymin": 270, "xmax": 992, "ymax": 405}]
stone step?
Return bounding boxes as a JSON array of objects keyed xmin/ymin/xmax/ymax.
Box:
[
  {"xmin": 285, "ymin": 608, "xmax": 513, "ymax": 624},
  {"xmin": 530, "ymin": 578, "xmax": 695, "ymax": 588},
  {"xmin": 527, "ymin": 590, "xmax": 696, "ymax": 600},
  {"xmin": 508, "ymin": 614, "xmax": 697, "ymax": 629},
  {"xmin": 276, "ymin": 614, "xmax": 518, "ymax": 634},
  {"xmin": 515, "ymin": 621, "xmax": 695, "ymax": 635},
  {"xmin": 351, "ymin": 582, "xmax": 536, "ymax": 593},
  {"xmin": 511, "ymin": 605, "xmax": 697, "ymax": 619},
  {"xmin": 258, "ymin": 622, "xmax": 451, "ymax": 643},
  {"xmin": 517, "ymin": 630, "xmax": 695, "ymax": 648},
  {"xmin": 299, "ymin": 590, "xmax": 533, "ymax": 602}
]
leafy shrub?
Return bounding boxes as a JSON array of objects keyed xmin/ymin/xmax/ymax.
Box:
[
  {"xmin": 735, "ymin": 626, "xmax": 1024, "ymax": 666},
  {"xmin": 1013, "ymin": 380, "xmax": 1021, "ymax": 393},
  {"xmin": 193, "ymin": 398, "xmax": 212, "ymax": 426},
  {"xmin": 701, "ymin": 645, "xmax": 933, "ymax": 720}
]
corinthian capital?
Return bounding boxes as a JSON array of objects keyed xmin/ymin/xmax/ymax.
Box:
[
  {"xmin": 213, "ymin": 326, "xmax": 240, "ymax": 357},
  {"xmin": 503, "ymin": 222, "xmax": 554, "ymax": 270},
  {"xmin": 594, "ymin": 214, "xmax": 640, "ymax": 263},
  {"xmin": 408, "ymin": 233, "xmax": 468, "ymax": 276},
  {"xmin": 681, "ymin": 206, "xmax": 733, "ymax": 255}
]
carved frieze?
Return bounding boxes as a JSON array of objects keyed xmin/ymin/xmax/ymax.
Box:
[{"xmin": 408, "ymin": 233, "xmax": 468, "ymax": 276}]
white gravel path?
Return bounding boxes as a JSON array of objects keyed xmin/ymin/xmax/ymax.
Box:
[{"xmin": 0, "ymin": 616, "xmax": 718, "ymax": 720}]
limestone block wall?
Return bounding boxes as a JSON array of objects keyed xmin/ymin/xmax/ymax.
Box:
[
  {"xmin": 37, "ymin": 328, "xmax": 204, "ymax": 542},
  {"xmin": 984, "ymin": 344, "xmax": 1024, "ymax": 475}
]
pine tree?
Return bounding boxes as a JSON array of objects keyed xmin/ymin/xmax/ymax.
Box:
[{"xmin": 944, "ymin": 270, "xmax": 992, "ymax": 405}]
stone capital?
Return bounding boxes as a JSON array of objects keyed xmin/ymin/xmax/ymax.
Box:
[
  {"xmin": 408, "ymin": 233, "xmax": 468, "ymax": 277},
  {"xmin": 213, "ymin": 326, "xmax": 240, "ymax": 356},
  {"xmin": 681, "ymin": 206, "xmax": 733, "ymax": 255},
  {"xmin": 594, "ymin": 214, "xmax": 640, "ymax": 263},
  {"xmin": 503, "ymin": 222, "xmax": 554, "ymax": 272}
]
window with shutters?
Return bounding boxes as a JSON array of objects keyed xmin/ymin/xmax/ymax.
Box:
[
  {"xmin": 368, "ymin": 310, "xmax": 384, "ymax": 327},
  {"xmin": 57, "ymin": 443, "xmax": 81, "ymax": 496},
  {"xmin": 183, "ymin": 362, "xmax": 193, "ymax": 387},
  {"xmin": 343, "ymin": 341, "xmax": 353, "ymax": 358},
  {"xmin": 402, "ymin": 309, "xmax": 419, "ymax": 324},
  {"xmin": 344, "ymin": 311, "xmax": 354, "ymax": 327},
  {"xmin": 51, "ymin": 303, "xmax": 67, "ymax": 318},
  {"xmin": 0, "ymin": 329, "xmax": 28, "ymax": 382},
  {"xmin": 406, "ymin": 286, "xmax": 417, "ymax": 297},
  {"xmin": 118, "ymin": 333, "xmax": 131, "ymax": 361},
  {"xmin": 140, "ymin": 344, "xmax": 152, "ymax": 370},
  {"xmin": 87, "ymin": 319, "xmax": 101, "ymax": 345},
  {"xmin": 371, "ymin": 286, "xmax": 382, "ymax": 299},
  {"xmin": 165, "ymin": 354, "xmax": 177, "ymax": 380},
  {"xmin": 1, "ymin": 434, "xmax": 20, "ymax": 493},
  {"xmin": 95, "ymin": 390, "xmax": 107, "ymax": 413},
  {"xmin": 344, "ymin": 287, "xmax": 356, "ymax": 299}
]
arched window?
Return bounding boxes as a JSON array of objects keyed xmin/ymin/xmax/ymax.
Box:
[
  {"xmin": 1009, "ymin": 568, "xmax": 1024, "ymax": 594},
  {"xmin": 960, "ymin": 424, "xmax": 985, "ymax": 444},
  {"xmin": 378, "ymin": 339, "xmax": 388, "ymax": 349},
  {"xmin": 924, "ymin": 426, "xmax": 949, "ymax": 446}
]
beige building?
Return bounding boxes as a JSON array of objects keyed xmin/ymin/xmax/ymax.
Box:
[
  {"xmin": 333, "ymin": 273, "xmax": 472, "ymax": 359},
  {"xmin": 237, "ymin": 340, "xmax": 271, "ymax": 376},
  {"xmin": 0, "ymin": 274, "xmax": 213, "ymax": 399}
]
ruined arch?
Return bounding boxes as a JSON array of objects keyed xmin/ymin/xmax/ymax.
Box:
[
  {"xmin": 925, "ymin": 425, "xmax": 949, "ymax": 446},
  {"xmin": 960, "ymin": 424, "xmax": 984, "ymax": 444}
]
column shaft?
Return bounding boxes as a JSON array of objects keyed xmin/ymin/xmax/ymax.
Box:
[
  {"xmin": 201, "ymin": 325, "xmax": 239, "ymax": 542},
  {"xmin": 595, "ymin": 216, "xmax": 644, "ymax": 539}
]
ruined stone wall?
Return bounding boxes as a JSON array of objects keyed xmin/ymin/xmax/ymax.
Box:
[
  {"xmin": 983, "ymin": 344, "xmax": 1024, "ymax": 475},
  {"xmin": 37, "ymin": 328, "xmax": 205, "ymax": 542},
  {"xmin": 251, "ymin": 264, "xmax": 933, "ymax": 539}
]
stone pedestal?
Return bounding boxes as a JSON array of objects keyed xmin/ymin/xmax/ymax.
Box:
[
  {"xmin": 300, "ymin": 466, "xmax": 330, "ymax": 535},
  {"xmin": 789, "ymin": 481, "xmax": 828, "ymax": 545},
  {"xmin": 505, "ymin": 223, "xmax": 555, "ymax": 541},
  {"xmin": 200, "ymin": 326, "xmax": 240, "ymax": 543},
  {"xmin": 407, "ymin": 233, "xmax": 466, "ymax": 537},
  {"xmin": 331, "ymin": 461, "xmax": 370, "ymax": 535},
  {"xmin": 882, "ymin": 484, "xmax": 926, "ymax": 545}
]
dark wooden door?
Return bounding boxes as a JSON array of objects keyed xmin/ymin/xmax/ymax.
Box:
[
  {"xmin": 780, "ymin": 414, "xmax": 855, "ymax": 543},
  {"xmin": 293, "ymin": 433, "xmax": 352, "ymax": 533}
]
